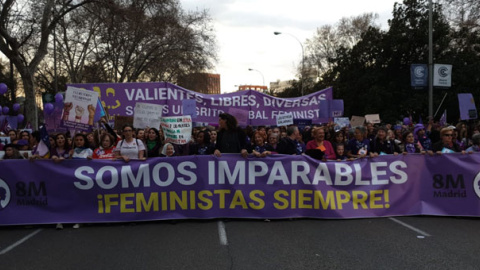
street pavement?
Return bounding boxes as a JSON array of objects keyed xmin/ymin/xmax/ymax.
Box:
[{"xmin": 1, "ymin": 216, "xmax": 480, "ymax": 270}]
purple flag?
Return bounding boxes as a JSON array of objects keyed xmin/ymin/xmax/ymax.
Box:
[
  {"xmin": 458, "ymin": 93, "xmax": 477, "ymax": 120},
  {"xmin": 439, "ymin": 110, "xmax": 447, "ymax": 126},
  {"xmin": 319, "ymin": 99, "xmax": 344, "ymax": 119}
]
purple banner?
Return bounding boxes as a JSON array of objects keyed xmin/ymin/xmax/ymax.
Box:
[
  {"xmin": 69, "ymin": 82, "xmax": 333, "ymax": 126},
  {"xmin": 1, "ymin": 153, "xmax": 480, "ymax": 225}
]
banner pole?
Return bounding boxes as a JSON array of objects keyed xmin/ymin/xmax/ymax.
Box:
[{"xmin": 434, "ymin": 93, "xmax": 448, "ymax": 118}]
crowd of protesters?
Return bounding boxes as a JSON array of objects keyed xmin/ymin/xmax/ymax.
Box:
[{"xmin": 1, "ymin": 114, "xmax": 480, "ymax": 162}]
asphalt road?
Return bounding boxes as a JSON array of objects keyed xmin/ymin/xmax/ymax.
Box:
[{"xmin": 1, "ymin": 216, "xmax": 480, "ymax": 270}]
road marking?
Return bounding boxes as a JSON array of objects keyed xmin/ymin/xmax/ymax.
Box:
[
  {"xmin": 217, "ymin": 221, "xmax": 228, "ymax": 246},
  {"xmin": 0, "ymin": 229, "xmax": 43, "ymax": 255},
  {"xmin": 389, "ymin": 217, "xmax": 431, "ymax": 237}
]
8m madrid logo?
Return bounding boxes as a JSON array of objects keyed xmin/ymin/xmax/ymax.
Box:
[{"xmin": 0, "ymin": 178, "xmax": 11, "ymax": 210}]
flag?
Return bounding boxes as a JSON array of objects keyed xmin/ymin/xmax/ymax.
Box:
[
  {"xmin": 458, "ymin": 93, "xmax": 477, "ymax": 120},
  {"xmin": 439, "ymin": 110, "xmax": 447, "ymax": 126},
  {"xmin": 35, "ymin": 124, "xmax": 51, "ymax": 158},
  {"xmin": 93, "ymin": 97, "xmax": 107, "ymax": 122}
]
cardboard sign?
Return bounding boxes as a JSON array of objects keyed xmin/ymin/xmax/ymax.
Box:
[
  {"xmin": 276, "ymin": 112, "xmax": 293, "ymax": 126},
  {"xmin": 365, "ymin": 114, "xmax": 381, "ymax": 124},
  {"xmin": 133, "ymin": 102, "xmax": 163, "ymax": 129},
  {"xmin": 350, "ymin": 116, "xmax": 365, "ymax": 127},
  {"xmin": 61, "ymin": 86, "xmax": 99, "ymax": 131}
]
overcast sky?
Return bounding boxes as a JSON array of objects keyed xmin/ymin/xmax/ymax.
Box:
[{"xmin": 180, "ymin": 0, "xmax": 400, "ymax": 93}]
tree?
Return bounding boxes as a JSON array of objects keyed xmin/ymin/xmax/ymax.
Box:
[{"xmin": 0, "ymin": 0, "xmax": 93, "ymax": 128}]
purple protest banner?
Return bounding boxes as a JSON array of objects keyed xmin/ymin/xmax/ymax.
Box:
[
  {"xmin": 1, "ymin": 153, "xmax": 480, "ymax": 225},
  {"xmin": 69, "ymin": 82, "xmax": 333, "ymax": 126}
]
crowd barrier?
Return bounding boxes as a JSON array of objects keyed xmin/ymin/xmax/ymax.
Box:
[{"xmin": 0, "ymin": 153, "xmax": 479, "ymax": 225}]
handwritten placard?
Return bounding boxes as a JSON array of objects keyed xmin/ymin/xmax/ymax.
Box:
[
  {"xmin": 133, "ymin": 102, "xmax": 163, "ymax": 129},
  {"xmin": 276, "ymin": 112, "xmax": 293, "ymax": 126},
  {"xmin": 160, "ymin": 116, "xmax": 192, "ymax": 144}
]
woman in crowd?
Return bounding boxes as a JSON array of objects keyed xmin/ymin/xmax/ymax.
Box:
[
  {"xmin": 334, "ymin": 143, "xmax": 349, "ymax": 161},
  {"xmin": 86, "ymin": 132, "xmax": 98, "ymax": 151},
  {"xmin": 209, "ymin": 129, "xmax": 217, "ymax": 146},
  {"xmin": 8, "ymin": 130, "xmax": 18, "ymax": 144},
  {"xmin": 144, "ymin": 128, "xmax": 162, "ymax": 158},
  {"xmin": 402, "ymin": 131, "xmax": 422, "ymax": 154},
  {"xmin": 114, "ymin": 124, "xmax": 146, "ymax": 161},
  {"xmin": 370, "ymin": 126, "xmax": 401, "ymax": 156},
  {"xmin": 49, "ymin": 135, "xmax": 56, "ymax": 150},
  {"xmin": 1, "ymin": 144, "xmax": 23, "ymax": 159},
  {"xmin": 306, "ymin": 126, "xmax": 336, "ymax": 159},
  {"xmin": 466, "ymin": 133, "xmax": 480, "ymax": 153},
  {"xmin": 69, "ymin": 133, "xmax": 93, "ymax": 159},
  {"xmin": 51, "ymin": 133, "xmax": 71, "ymax": 161},
  {"xmin": 248, "ymin": 131, "xmax": 272, "ymax": 157},
  {"xmin": 414, "ymin": 124, "xmax": 432, "ymax": 151},
  {"xmin": 214, "ymin": 113, "xmax": 248, "ymax": 157},
  {"xmin": 432, "ymin": 127, "xmax": 464, "ymax": 153},
  {"xmin": 330, "ymin": 130, "xmax": 346, "ymax": 151},
  {"xmin": 161, "ymin": 142, "xmax": 176, "ymax": 157},
  {"xmin": 346, "ymin": 126, "xmax": 370, "ymax": 158},
  {"xmin": 19, "ymin": 130, "xmax": 32, "ymax": 149},
  {"xmin": 92, "ymin": 133, "xmax": 116, "ymax": 160},
  {"xmin": 136, "ymin": 129, "xmax": 146, "ymax": 143},
  {"xmin": 189, "ymin": 130, "xmax": 215, "ymax": 155},
  {"xmin": 265, "ymin": 133, "xmax": 279, "ymax": 153}
]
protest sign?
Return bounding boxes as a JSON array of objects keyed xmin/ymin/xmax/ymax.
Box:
[
  {"xmin": 365, "ymin": 114, "xmax": 381, "ymax": 124},
  {"xmin": 350, "ymin": 116, "xmax": 365, "ymax": 127},
  {"xmin": 458, "ymin": 93, "xmax": 477, "ymax": 120},
  {"xmin": 61, "ymin": 86, "xmax": 99, "ymax": 131},
  {"xmin": 182, "ymin": 99, "xmax": 197, "ymax": 119},
  {"xmin": 334, "ymin": 117, "xmax": 350, "ymax": 130},
  {"xmin": 276, "ymin": 112, "xmax": 293, "ymax": 126},
  {"xmin": 160, "ymin": 115, "xmax": 192, "ymax": 144},
  {"xmin": 133, "ymin": 102, "xmax": 163, "ymax": 129}
]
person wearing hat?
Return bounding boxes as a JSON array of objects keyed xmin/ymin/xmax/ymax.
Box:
[
  {"xmin": 1, "ymin": 143, "xmax": 23, "ymax": 159},
  {"xmin": 466, "ymin": 133, "xmax": 480, "ymax": 153},
  {"xmin": 370, "ymin": 126, "xmax": 401, "ymax": 157},
  {"xmin": 414, "ymin": 123, "xmax": 432, "ymax": 151}
]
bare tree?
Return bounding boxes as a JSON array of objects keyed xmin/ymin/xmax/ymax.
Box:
[
  {"xmin": 305, "ymin": 13, "xmax": 379, "ymax": 80},
  {"xmin": 0, "ymin": 0, "xmax": 93, "ymax": 128}
]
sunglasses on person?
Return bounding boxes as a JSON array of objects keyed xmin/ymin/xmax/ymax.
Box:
[{"xmin": 443, "ymin": 133, "xmax": 453, "ymax": 137}]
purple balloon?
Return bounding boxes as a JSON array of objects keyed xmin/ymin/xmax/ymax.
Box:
[
  {"xmin": 403, "ymin": 117, "xmax": 411, "ymax": 125},
  {"xmin": 13, "ymin": 103, "xmax": 20, "ymax": 112},
  {"xmin": 0, "ymin": 83, "xmax": 7, "ymax": 95},
  {"xmin": 2, "ymin": 106, "xmax": 9, "ymax": 115},
  {"xmin": 17, "ymin": 114, "xmax": 24, "ymax": 123},
  {"xmin": 44, "ymin": 103, "xmax": 54, "ymax": 114},
  {"xmin": 55, "ymin": 93, "xmax": 64, "ymax": 103}
]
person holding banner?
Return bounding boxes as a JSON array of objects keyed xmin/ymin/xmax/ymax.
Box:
[
  {"xmin": 277, "ymin": 126, "xmax": 303, "ymax": 155},
  {"xmin": 1, "ymin": 144, "xmax": 23, "ymax": 159},
  {"xmin": 370, "ymin": 126, "xmax": 401, "ymax": 156},
  {"xmin": 306, "ymin": 127, "xmax": 336, "ymax": 159},
  {"xmin": 161, "ymin": 143, "xmax": 176, "ymax": 157},
  {"xmin": 92, "ymin": 133, "xmax": 116, "ymax": 160},
  {"xmin": 51, "ymin": 133, "xmax": 71, "ymax": 160},
  {"xmin": 189, "ymin": 130, "xmax": 215, "ymax": 155},
  {"xmin": 115, "ymin": 124, "xmax": 146, "ymax": 161},
  {"xmin": 69, "ymin": 133, "xmax": 93, "ymax": 159},
  {"xmin": 247, "ymin": 131, "xmax": 272, "ymax": 157},
  {"xmin": 466, "ymin": 134, "xmax": 480, "ymax": 153},
  {"xmin": 214, "ymin": 113, "xmax": 248, "ymax": 158},
  {"xmin": 431, "ymin": 127, "xmax": 464, "ymax": 154},
  {"xmin": 402, "ymin": 131, "xmax": 423, "ymax": 154},
  {"xmin": 346, "ymin": 126, "xmax": 370, "ymax": 158}
]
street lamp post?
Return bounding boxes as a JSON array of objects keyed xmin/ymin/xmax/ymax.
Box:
[
  {"xmin": 274, "ymin": 31, "xmax": 305, "ymax": 96},
  {"xmin": 248, "ymin": 68, "xmax": 265, "ymax": 89}
]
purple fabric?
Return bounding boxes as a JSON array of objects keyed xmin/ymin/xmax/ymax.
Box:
[
  {"xmin": 1, "ymin": 153, "xmax": 480, "ymax": 225},
  {"xmin": 69, "ymin": 82, "xmax": 333, "ymax": 126}
]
